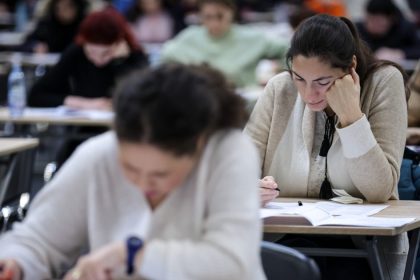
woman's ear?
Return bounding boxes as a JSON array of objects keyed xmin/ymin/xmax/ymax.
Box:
[{"xmin": 351, "ymin": 55, "xmax": 357, "ymax": 69}]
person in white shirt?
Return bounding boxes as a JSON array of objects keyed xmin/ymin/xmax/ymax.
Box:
[{"xmin": 0, "ymin": 63, "xmax": 265, "ymax": 280}]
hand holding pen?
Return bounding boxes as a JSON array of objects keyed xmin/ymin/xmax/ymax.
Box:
[
  {"xmin": 260, "ymin": 176, "xmax": 280, "ymax": 206},
  {"xmin": 0, "ymin": 259, "xmax": 21, "ymax": 280}
]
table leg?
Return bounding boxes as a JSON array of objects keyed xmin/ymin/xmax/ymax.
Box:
[
  {"xmin": 366, "ymin": 236, "xmax": 385, "ymax": 280},
  {"xmin": 404, "ymin": 228, "xmax": 420, "ymax": 280},
  {"xmin": 0, "ymin": 154, "xmax": 17, "ymax": 206}
]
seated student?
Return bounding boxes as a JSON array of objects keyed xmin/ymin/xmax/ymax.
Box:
[
  {"xmin": 161, "ymin": 0, "xmax": 288, "ymax": 88},
  {"xmin": 28, "ymin": 7, "xmax": 148, "ymax": 109},
  {"xmin": 407, "ymin": 60, "xmax": 420, "ymax": 145},
  {"xmin": 125, "ymin": 0, "xmax": 176, "ymax": 44},
  {"xmin": 245, "ymin": 14, "xmax": 409, "ymax": 279},
  {"xmin": 0, "ymin": 63, "xmax": 265, "ymax": 280},
  {"xmin": 21, "ymin": 0, "xmax": 89, "ymax": 54},
  {"xmin": 28, "ymin": 7, "xmax": 148, "ymax": 168},
  {"xmin": 356, "ymin": 0, "xmax": 420, "ymax": 62}
]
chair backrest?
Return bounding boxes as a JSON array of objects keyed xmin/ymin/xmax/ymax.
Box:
[{"xmin": 261, "ymin": 241, "xmax": 321, "ymax": 280}]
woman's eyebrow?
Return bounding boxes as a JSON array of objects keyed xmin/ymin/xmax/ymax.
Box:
[{"xmin": 292, "ymin": 71, "xmax": 333, "ymax": 82}]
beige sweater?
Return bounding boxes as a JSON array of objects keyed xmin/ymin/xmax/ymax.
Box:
[
  {"xmin": 245, "ymin": 66, "xmax": 409, "ymax": 280},
  {"xmin": 245, "ymin": 66, "xmax": 407, "ymax": 203},
  {"xmin": 0, "ymin": 130, "xmax": 265, "ymax": 280}
]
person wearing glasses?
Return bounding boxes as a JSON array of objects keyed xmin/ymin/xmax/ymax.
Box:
[
  {"xmin": 160, "ymin": 0, "xmax": 288, "ymax": 88},
  {"xmin": 245, "ymin": 14, "xmax": 408, "ymax": 279},
  {"xmin": 0, "ymin": 64, "xmax": 264, "ymax": 280}
]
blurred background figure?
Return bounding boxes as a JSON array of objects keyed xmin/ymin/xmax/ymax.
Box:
[
  {"xmin": 304, "ymin": 0, "xmax": 346, "ymax": 17},
  {"xmin": 125, "ymin": 0, "xmax": 177, "ymax": 44},
  {"xmin": 161, "ymin": 0, "xmax": 288, "ymax": 88},
  {"xmin": 28, "ymin": 7, "xmax": 148, "ymax": 109},
  {"xmin": 21, "ymin": 0, "xmax": 89, "ymax": 53},
  {"xmin": 356, "ymin": 0, "xmax": 420, "ymax": 62},
  {"xmin": 0, "ymin": 0, "xmax": 16, "ymax": 30},
  {"xmin": 27, "ymin": 7, "xmax": 148, "ymax": 168},
  {"xmin": 407, "ymin": 0, "xmax": 420, "ymax": 28}
]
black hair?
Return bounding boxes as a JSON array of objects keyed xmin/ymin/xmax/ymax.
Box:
[
  {"xmin": 199, "ymin": 0, "xmax": 236, "ymax": 11},
  {"xmin": 125, "ymin": 0, "xmax": 170, "ymax": 23},
  {"xmin": 113, "ymin": 63, "xmax": 247, "ymax": 156},
  {"xmin": 286, "ymin": 14, "xmax": 410, "ymax": 101},
  {"xmin": 48, "ymin": 0, "xmax": 88, "ymax": 24},
  {"xmin": 366, "ymin": 0, "xmax": 401, "ymax": 17}
]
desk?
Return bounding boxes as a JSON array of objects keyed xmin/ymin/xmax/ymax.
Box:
[
  {"xmin": 0, "ymin": 107, "xmax": 113, "ymax": 127},
  {"xmin": 264, "ymin": 198, "xmax": 420, "ymax": 280},
  {"xmin": 0, "ymin": 138, "xmax": 38, "ymax": 207},
  {"xmin": 0, "ymin": 52, "xmax": 60, "ymax": 67}
]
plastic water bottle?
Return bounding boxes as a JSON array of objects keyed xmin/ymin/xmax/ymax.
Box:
[{"xmin": 8, "ymin": 62, "xmax": 26, "ymax": 117}]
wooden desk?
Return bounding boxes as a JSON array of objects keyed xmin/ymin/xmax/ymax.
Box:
[
  {"xmin": 0, "ymin": 107, "xmax": 113, "ymax": 127},
  {"xmin": 0, "ymin": 138, "xmax": 39, "ymax": 156},
  {"xmin": 0, "ymin": 52, "xmax": 60, "ymax": 67},
  {"xmin": 0, "ymin": 138, "xmax": 39, "ymax": 207},
  {"xmin": 264, "ymin": 198, "xmax": 420, "ymax": 280}
]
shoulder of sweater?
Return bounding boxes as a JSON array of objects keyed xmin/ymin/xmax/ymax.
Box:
[
  {"xmin": 367, "ymin": 65, "xmax": 404, "ymax": 89},
  {"xmin": 266, "ymin": 71, "xmax": 296, "ymax": 97},
  {"xmin": 71, "ymin": 131, "xmax": 118, "ymax": 165},
  {"xmin": 172, "ymin": 25, "xmax": 204, "ymax": 41},
  {"xmin": 207, "ymin": 129, "xmax": 257, "ymax": 158}
]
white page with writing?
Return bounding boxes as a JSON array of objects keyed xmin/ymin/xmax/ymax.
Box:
[{"xmin": 315, "ymin": 202, "xmax": 389, "ymax": 216}]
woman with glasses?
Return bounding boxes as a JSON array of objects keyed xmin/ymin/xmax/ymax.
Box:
[{"xmin": 245, "ymin": 14, "xmax": 409, "ymax": 279}]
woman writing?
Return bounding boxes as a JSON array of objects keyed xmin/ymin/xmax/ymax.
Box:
[
  {"xmin": 0, "ymin": 63, "xmax": 264, "ymax": 280},
  {"xmin": 245, "ymin": 14, "xmax": 408, "ymax": 279},
  {"xmin": 28, "ymin": 7, "xmax": 148, "ymax": 110}
]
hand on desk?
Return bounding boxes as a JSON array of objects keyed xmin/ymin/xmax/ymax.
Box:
[
  {"xmin": 260, "ymin": 176, "xmax": 279, "ymax": 206},
  {"xmin": 64, "ymin": 241, "xmax": 144, "ymax": 280},
  {"xmin": 64, "ymin": 96, "xmax": 112, "ymax": 111},
  {"xmin": 0, "ymin": 259, "xmax": 22, "ymax": 280}
]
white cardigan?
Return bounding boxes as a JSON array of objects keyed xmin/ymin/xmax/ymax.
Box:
[{"xmin": 0, "ymin": 130, "xmax": 265, "ymax": 280}]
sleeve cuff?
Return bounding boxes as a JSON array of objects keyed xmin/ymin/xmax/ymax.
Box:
[
  {"xmin": 336, "ymin": 114, "xmax": 377, "ymax": 159},
  {"xmin": 139, "ymin": 241, "xmax": 167, "ymax": 279}
]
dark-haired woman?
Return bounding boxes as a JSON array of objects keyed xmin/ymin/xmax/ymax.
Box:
[
  {"xmin": 245, "ymin": 14, "xmax": 408, "ymax": 279},
  {"xmin": 22, "ymin": 0, "xmax": 89, "ymax": 53},
  {"xmin": 0, "ymin": 63, "xmax": 264, "ymax": 280}
]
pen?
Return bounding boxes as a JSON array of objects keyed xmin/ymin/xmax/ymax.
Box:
[
  {"xmin": 261, "ymin": 187, "xmax": 281, "ymax": 192},
  {"xmin": 298, "ymin": 201, "xmax": 303, "ymax": 206}
]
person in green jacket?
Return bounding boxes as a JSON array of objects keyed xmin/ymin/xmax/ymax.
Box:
[{"xmin": 161, "ymin": 0, "xmax": 289, "ymax": 88}]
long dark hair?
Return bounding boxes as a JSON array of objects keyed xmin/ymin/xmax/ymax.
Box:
[
  {"xmin": 286, "ymin": 14, "xmax": 410, "ymax": 101},
  {"xmin": 113, "ymin": 63, "xmax": 248, "ymax": 156}
]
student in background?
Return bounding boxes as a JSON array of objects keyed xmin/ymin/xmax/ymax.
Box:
[
  {"xmin": 356, "ymin": 0, "xmax": 420, "ymax": 62},
  {"xmin": 21, "ymin": 0, "xmax": 89, "ymax": 53},
  {"xmin": 161, "ymin": 0, "xmax": 288, "ymax": 88},
  {"xmin": 245, "ymin": 14, "xmax": 408, "ymax": 279},
  {"xmin": 0, "ymin": 63, "xmax": 264, "ymax": 280},
  {"xmin": 125, "ymin": 0, "xmax": 176, "ymax": 44},
  {"xmin": 28, "ymin": 7, "xmax": 148, "ymax": 110},
  {"xmin": 28, "ymin": 7, "xmax": 148, "ymax": 168}
]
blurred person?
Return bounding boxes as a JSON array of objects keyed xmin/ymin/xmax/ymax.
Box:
[
  {"xmin": 304, "ymin": 0, "xmax": 346, "ymax": 17},
  {"xmin": 125, "ymin": 0, "xmax": 175, "ymax": 44},
  {"xmin": 28, "ymin": 7, "xmax": 148, "ymax": 109},
  {"xmin": 28, "ymin": 7, "xmax": 148, "ymax": 168},
  {"xmin": 161, "ymin": 0, "xmax": 288, "ymax": 88},
  {"xmin": 0, "ymin": 63, "xmax": 264, "ymax": 280},
  {"xmin": 356, "ymin": 0, "xmax": 420, "ymax": 62},
  {"xmin": 21, "ymin": 0, "xmax": 89, "ymax": 53}
]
